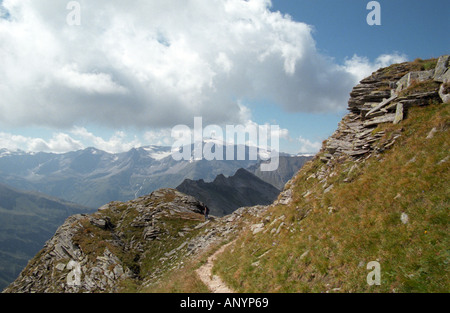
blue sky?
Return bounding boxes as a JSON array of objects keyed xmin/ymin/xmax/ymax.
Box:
[
  {"xmin": 273, "ymin": 0, "xmax": 449, "ymax": 61},
  {"xmin": 256, "ymin": 0, "xmax": 450, "ymax": 153},
  {"xmin": 0, "ymin": 0, "xmax": 448, "ymax": 155}
]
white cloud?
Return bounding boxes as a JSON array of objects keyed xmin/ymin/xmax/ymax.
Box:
[
  {"xmin": 70, "ymin": 127, "xmax": 141, "ymax": 153},
  {"xmin": 143, "ymin": 129, "xmax": 173, "ymax": 147},
  {"xmin": 343, "ymin": 53, "xmax": 408, "ymax": 82},
  {"xmin": 144, "ymin": 117, "xmax": 290, "ymax": 152},
  {"xmin": 0, "ymin": 0, "xmax": 403, "ymax": 131},
  {"xmin": 0, "ymin": 127, "xmax": 143, "ymax": 154},
  {"xmin": 297, "ymin": 136, "xmax": 322, "ymax": 154},
  {"xmin": 0, "ymin": 131, "xmax": 83, "ymax": 153},
  {"xmin": 56, "ymin": 64, "xmax": 128, "ymax": 95}
]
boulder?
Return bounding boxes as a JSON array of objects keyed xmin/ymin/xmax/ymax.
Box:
[
  {"xmin": 89, "ymin": 217, "xmax": 113, "ymax": 230},
  {"xmin": 251, "ymin": 223, "xmax": 265, "ymax": 234},
  {"xmin": 433, "ymin": 55, "xmax": 450, "ymax": 82},
  {"xmin": 363, "ymin": 114, "xmax": 396, "ymax": 127},
  {"xmin": 439, "ymin": 82, "xmax": 450, "ymax": 103},
  {"xmin": 393, "ymin": 102, "xmax": 404, "ymax": 125},
  {"xmin": 441, "ymin": 70, "xmax": 450, "ymax": 83},
  {"xmin": 396, "ymin": 70, "xmax": 434, "ymax": 93}
]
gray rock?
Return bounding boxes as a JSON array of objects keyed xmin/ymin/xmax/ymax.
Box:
[
  {"xmin": 438, "ymin": 156, "xmax": 449, "ymax": 165},
  {"xmin": 251, "ymin": 223, "xmax": 265, "ymax": 234},
  {"xmin": 299, "ymin": 250, "xmax": 310, "ymax": 260},
  {"xmin": 396, "ymin": 70, "xmax": 434, "ymax": 93},
  {"xmin": 89, "ymin": 217, "xmax": 113, "ymax": 230},
  {"xmin": 176, "ymin": 242, "xmax": 188, "ymax": 251},
  {"xmin": 143, "ymin": 226, "xmax": 162, "ymax": 240},
  {"xmin": 433, "ymin": 55, "xmax": 450, "ymax": 82},
  {"xmin": 426, "ymin": 127, "xmax": 438, "ymax": 139},
  {"xmin": 324, "ymin": 184, "xmax": 334, "ymax": 194},
  {"xmin": 194, "ymin": 221, "xmax": 210, "ymax": 230},
  {"xmin": 401, "ymin": 213, "xmax": 409, "ymax": 224},
  {"xmin": 363, "ymin": 114, "xmax": 396, "ymax": 127},
  {"xmin": 393, "ymin": 102, "xmax": 404, "ymax": 125},
  {"xmin": 439, "ymin": 82, "xmax": 450, "ymax": 103},
  {"xmin": 442, "ymin": 70, "xmax": 450, "ymax": 84},
  {"xmin": 366, "ymin": 95, "xmax": 398, "ymax": 117}
]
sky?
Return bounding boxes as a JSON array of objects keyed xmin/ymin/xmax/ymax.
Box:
[{"xmin": 0, "ymin": 0, "xmax": 448, "ymax": 155}]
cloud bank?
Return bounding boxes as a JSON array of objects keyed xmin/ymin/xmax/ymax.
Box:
[
  {"xmin": 0, "ymin": 0, "xmax": 406, "ymax": 132},
  {"xmin": 0, "ymin": 128, "xmax": 141, "ymax": 153}
]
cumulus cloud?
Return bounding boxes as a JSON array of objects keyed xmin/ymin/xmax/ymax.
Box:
[
  {"xmin": 144, "ymin": 118, "xmax": 289, "ymax": 149},
  {"xmin": 0, "ymin": 131, "xmax": 83, "ymax": 153},
  {"xmin": 144, "ymin": 129, "xmax": 173, "ymax": 147},
  {"xmin": 0, "ymin": 118, "xmax": 289, "ymax": 154},
  {"xmin": 0, "ymin": 0, "xmax": 404, "ymax": 132},
  {"xmin": 70, "ymin": 127, "xmax": 142, "ymax": 153},
  {"xmin": 343, "ymin": 53, "xmax": 408, "ymax": 82},
  {"xmin": 0, "ymin": 128, "xmax": 143, "ymax": 154},
  {"xmin": 297, "ymin": 136, "xmax": 322, "ymax": 154}
]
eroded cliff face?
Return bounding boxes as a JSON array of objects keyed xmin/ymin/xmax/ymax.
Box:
[
  {"xmin": 325, "ymin": 55, "xmax": 448, "ymax": 161},
  {"xmin": 278, "ymin": 55, "xmax": 449, "ymax": 203}
]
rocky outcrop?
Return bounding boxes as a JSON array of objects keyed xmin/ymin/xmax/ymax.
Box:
[
  {"xmin": 275, "ymin": 55, "xmax": 449, "ymax": 207},
  {"xmin": 2, "ymin": 189, "xmax": 206, "ymax": 293},
  {"xmin": 2, "ymin": 188, "xmax": 265, "ymax": 293},
  {"xmin": 322, "ymin": 55, "xmax": 448, "ymax": 164}
]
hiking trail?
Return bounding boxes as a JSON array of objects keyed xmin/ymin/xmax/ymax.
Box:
[{"xmin": 195, "ymin": 241, "xmax": 235, "ymax": 293}]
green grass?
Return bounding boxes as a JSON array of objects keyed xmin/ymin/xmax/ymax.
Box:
[
  {"xmin": 413, "ymin": 58, "xmax": 439, "ymax": 71},
  {"xmin": 213, "ymin": 102, "xmax": 449, "ymax": 293},
  {"xmin": 142, "ymin": 240, "xmax": 226, "ymax": 293},
  {"xmin": 399, "ymin": 80, "xmax": 441, "ymax": 97}
]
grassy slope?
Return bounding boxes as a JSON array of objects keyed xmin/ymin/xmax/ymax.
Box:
[{"xmin": 213, "ymin": 102, "xmax": 449, "ymax": 293}]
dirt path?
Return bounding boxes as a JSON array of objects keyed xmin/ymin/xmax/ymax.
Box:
[{"xmin": 196, "ymin": 241, "xmax": 235, "ymax": 293}]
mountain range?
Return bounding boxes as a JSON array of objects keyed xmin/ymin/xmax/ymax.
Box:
[
  {"xmin": 0, "ymin": 143, "xmax": 301, "ymax": 209},
  {"xmin": 0, "ymin": 143, "xmax": 309, "ymax": 290}
]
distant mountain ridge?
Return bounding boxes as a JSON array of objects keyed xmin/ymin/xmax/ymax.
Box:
[
  {"xmin": 176, "ymin": 168, "xmax": 280, "ymax": 216},
  {"xmin": 0, "ymin": 183, "xmax": 90, "ymax": 291},
  {"xmin": 247, "ymin": 155, "xmax": 313, "ymax": 190},
  {"xmin": 0, "ymin": 143, "xmax": 281, "ymax": 208}
]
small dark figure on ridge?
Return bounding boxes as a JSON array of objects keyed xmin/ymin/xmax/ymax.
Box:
[{"xmin": 203, "ymin": 204, "xmax": 210, "ymax": 221}]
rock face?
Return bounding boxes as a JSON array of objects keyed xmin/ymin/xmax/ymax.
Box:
[
  {"xmin": 247, "ymin": 155, "xmax": 313, "ymax": 190},
  {"xmin": 264, "ymin": 56, "xmax": 450, "ymax": 209},
  {"xmin": 323, "ymin": 55, "xmax": 448, "ymax": 164}
]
